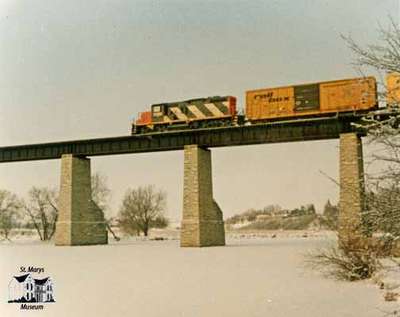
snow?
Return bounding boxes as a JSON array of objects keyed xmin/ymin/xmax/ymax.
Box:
[
  {"xmin": 230, "ymin": 220, "xmax": 252, "ymax": 229},
  {"xmin": 0, "ymin": 233, "xmax": 398, "ymax": 317}
]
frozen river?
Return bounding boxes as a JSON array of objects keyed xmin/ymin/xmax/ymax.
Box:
[{"xmin": 0, "ymin": 235, "xmax": 397, "ymax": 316}]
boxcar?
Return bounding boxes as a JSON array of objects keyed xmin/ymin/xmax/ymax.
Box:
[
  {"xmin": 387, "ymin": 72, "xmax": 400, "ymax": 106},
  {"xmin": 245, "ymin": 77, "xmax": 377, "ymax": 122}
]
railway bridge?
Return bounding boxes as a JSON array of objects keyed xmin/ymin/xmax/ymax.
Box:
[{"xmin": 0, "ymin": 116, "xmax": 367, "ymax": 247}]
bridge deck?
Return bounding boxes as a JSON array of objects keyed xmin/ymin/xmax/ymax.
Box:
[{"xmin": 0, "ymin": 116, "xmax": 361, "ymax": 163}]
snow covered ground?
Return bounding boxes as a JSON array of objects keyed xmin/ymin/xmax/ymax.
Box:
[{"xmin": 0, "ymin": 233, "xmax": 398, "ymax": 317}]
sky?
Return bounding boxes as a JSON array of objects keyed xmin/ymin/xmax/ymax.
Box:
[{"xmin": 0, "ymin": 0, "xmax": 398, "ymax": 223}]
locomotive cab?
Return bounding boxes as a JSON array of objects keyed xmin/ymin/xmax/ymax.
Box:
[{"xmin": 151, "ymin": 104, "xmax": 166, "ymax": 122}]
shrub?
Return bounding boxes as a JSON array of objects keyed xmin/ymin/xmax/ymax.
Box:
[{"xmin": 306, "ymin": 245, "xmax": 381, "ymax": 281}]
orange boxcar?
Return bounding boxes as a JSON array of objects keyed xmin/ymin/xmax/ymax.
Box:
[
  {"xmin": 387, "ymin": 72, "xmax": 400, "ymax": 106},
  {"xmin": 246, "ymin": 77, "xmax": 377, "ymax": 122}
]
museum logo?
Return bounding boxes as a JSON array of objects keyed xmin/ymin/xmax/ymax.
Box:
[{"xmin": 8, "ymin": 266, "xmax": 55, "ymax": 310}]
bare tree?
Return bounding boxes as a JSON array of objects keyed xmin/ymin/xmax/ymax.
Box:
[
  {"xmin": 342, "ymin": 17, "xmax": 400, "ymax": 134},
  {"xmin": 308, "ymin": 20, "xmax": 400, "ymax": 295},
  {"xmin": 91, "ymin": 172, "xmax": 120, "ymax": 241},
  {"xmin": 342, "ymin": 18, "xmax": 400, "ymax": 241},
  {"xmin": 118, "ymin": 185, "xmax": 169, "ymax": 237},
  {"xmin": 23, "ymin": 187, "xmax": 58, "ymax": 241},
  {"xmin": 343, "ymin": 18, "xmax": 400, "ymax": 74},
  {"xmin": 92, "ymin": 172, "xmax": 111, "ymax": 213},
  {"xmin": 0, "ymin": 190, "xmax": 20, "ymax": 241},
  {"xmin": 20, "ymin": 172, "xmax": 119, "ymax": 241}
]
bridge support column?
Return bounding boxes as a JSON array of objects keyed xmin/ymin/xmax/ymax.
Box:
[
  {"xmin": 181, "ymin": 145, "xmax": 225, "ymax": 247},
  {"xmin": 55, "ymin": 154, "xmax": 108, "ymax": 246},
  {"xmin": 338, "ymin": 133, "xmax": 367, "ymax": 249}
]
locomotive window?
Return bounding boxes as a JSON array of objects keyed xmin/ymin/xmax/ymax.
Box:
[{"xmin": 153, "ymin": 106, "xmax": 161, "ymax": 112}]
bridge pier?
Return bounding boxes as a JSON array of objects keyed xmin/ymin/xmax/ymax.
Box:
[
  {"xmin": 338, "ymin": 133, "xmax": 367, "ymax": 249},
  {"xmin": 55, "ymin": 154, "xmax": 108, "ymax": 246},
  {"xmin": 181, "ymin": 145, "xmax": 225, "ymax": 247}
]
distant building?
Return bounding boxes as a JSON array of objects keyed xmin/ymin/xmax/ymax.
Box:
[
  {"xmin": 8, "ymin": 274, "xmax": 54, "ymax": 303},
  {"xmin": 256, "ymin": 210, "xmax": 288, "ymax": 221},
  {"xmin": 256, "ymin": 214, "xmax": 273, "ymax": 220}
]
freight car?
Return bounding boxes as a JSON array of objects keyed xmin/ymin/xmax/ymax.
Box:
[
  {"xmin": 132, "ymin": 96, "xmax": 237, "ymax": 134},
  {"xmin": 245, "ymin": 76, "xmax": 377, "ymax": 123},
  {"xmin": 131, "ymin": 76, "xmax": 377, "ymax": 134},
  {"xmin": 387, "ymin": 72, "xmax": 400, "ymax": 106}
]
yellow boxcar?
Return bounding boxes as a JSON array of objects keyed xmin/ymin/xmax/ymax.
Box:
[
  {"xmin": 387, "ymin": 72, "xmax": 400, "ymax": 106},
  {"xmin": 246, "ymin": 77, "xmax": 377, "ymax": 122}
]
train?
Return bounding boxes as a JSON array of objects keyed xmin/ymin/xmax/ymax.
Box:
[{"xmin": 131, "ymin": 76, "xmax": 378, "ymax": 135}]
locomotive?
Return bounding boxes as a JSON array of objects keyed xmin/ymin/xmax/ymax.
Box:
[
  {"xmin": 132, "ymin": 96, "xmax": 238, "ymax": 134},
  {"xmin": 131, "ymin": 76, "xmax": 378, "ymax": 135}
]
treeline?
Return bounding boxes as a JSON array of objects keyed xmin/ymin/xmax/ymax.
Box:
[
  {"xmin": 0, "ymin": 173, "xmax": 169, "ymax": 242},
  {"xmin": 0, "ymin": 187, "xmax": 58, "ymax": 241},
  {"xmin": 226, "ymin": 201, "xmax": 339, "ymax": 230}
]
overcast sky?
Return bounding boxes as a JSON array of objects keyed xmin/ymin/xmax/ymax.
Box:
[{"xmin": 0, "ymin": 0, "xmax": 398, "ymax": 223}]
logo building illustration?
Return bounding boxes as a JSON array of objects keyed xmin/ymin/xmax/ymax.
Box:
[{"xmin": 8, "ymin": 274, "xmax": 55, "ymax": 303}]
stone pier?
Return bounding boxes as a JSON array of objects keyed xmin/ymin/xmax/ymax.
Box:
[
  {"xmin": 338, "ymin": 133, "xmax": 366, "ymax": 249},
  {"xmin": 181, "ymin": 145, "xmax": 225, "ymax": 247},
  {"xmin": 55, "ymin": 154, "xmax": 108, "ymax": 246}
]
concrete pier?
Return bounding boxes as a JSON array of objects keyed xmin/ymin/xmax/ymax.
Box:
[
  {"xmin": 181, "ymin": 145, "xmax": 225, "ymax": 247},
  {"xmin": 55, "ymin": 154, "xmax": 108, "ymax": 246}
]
